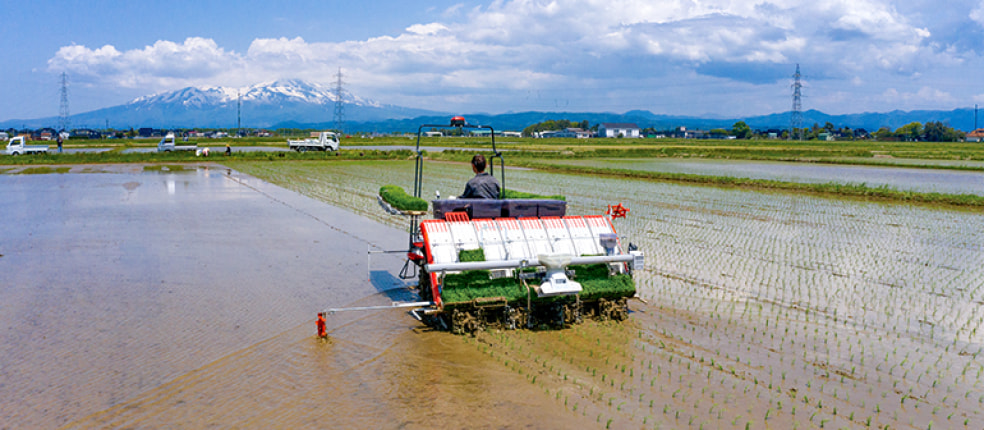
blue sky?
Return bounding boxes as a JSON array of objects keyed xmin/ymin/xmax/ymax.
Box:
[{"xmin": 4, "ymin": 0, "xmax": 984, "ymax": 124}]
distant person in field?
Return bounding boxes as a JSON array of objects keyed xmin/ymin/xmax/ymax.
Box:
[{"xmin": 460, "ymin": 154, "xmax": 500, "ymax": 199}]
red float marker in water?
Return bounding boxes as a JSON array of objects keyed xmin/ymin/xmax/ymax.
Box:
[{"xmin": 316, "ymin": 312, "xmax": 327, "ymax": 338}]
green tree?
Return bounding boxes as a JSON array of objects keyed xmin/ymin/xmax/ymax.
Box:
[
  {"xmin": 923, "ymin": 121, "xmax": 965, "ymax": 142},
  {"xmin": 732, "ymin": 121, "xmax": 752, "ymax": 139},
  {"xmin": 523, "ymin": 119, "xmax": 582, "ymax": 136},
  {"xmin": 895, "ymin": 122, "xmax": 923, "ymax": 141},
  {"xmin": 872, "ymin": 127, "xmax": 893, "ymax": 140}
]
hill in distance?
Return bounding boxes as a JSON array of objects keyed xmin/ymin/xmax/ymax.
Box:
[{"xmin": 2, "ymin": 79, "xmax": 980, "ymax": 132}]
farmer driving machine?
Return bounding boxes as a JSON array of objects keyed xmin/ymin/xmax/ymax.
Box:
[{"xmin": 324, "ymin": 116, "xmax": 643, "ymax": 335}]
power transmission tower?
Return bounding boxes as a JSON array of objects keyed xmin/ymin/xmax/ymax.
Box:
[
  {"xmin": 59, "ymin": 72, "xmax": 70, "ymax": 132},
  {"xmin": 333, "ymin": 68, "xmax": 345, "ymax": 134},
  {"xmin": 237, "ymin": 90, "xmax": 242, "ymax": 137},
  {"xmin": 789, "ymin": 64, "xmax": 803, "ymax": 141}
]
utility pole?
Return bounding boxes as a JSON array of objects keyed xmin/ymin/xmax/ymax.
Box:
[
  {"xmin": 333, "ymin": 67, "xmax": 345, "ymax": 134},
  {"xmin": 59, "ymin": 72, "xmax": 70, "ymax": 132},
  {"xmin": 237, "ymin": 90, "xmax": 242, "ymax": 137}
]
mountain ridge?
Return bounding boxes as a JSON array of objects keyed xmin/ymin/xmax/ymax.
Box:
[{"xmin": 2, "ymin": 80, "xmax": 980, "ymax": 132}]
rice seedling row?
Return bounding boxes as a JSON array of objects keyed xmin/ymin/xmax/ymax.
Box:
[{"xmin": 232, "ymin": 160, "xmax": 984, "ymax": 428}]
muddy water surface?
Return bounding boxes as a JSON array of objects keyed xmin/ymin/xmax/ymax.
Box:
[{"xmin": 0, "ymin": 165, "xmax": 583, "ymax": 429}]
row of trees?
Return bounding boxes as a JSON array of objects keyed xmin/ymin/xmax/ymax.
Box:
[
  {"xmin": 522, "ymin": 119, "xmax": 592, "ymax": 135},
  {"xmin": 714, "ymin": 120, "xmax": 965, "ymax": 142},
  {"xmin": 871, "ymin": 121, "xmax": 966, "ymax": 142},
  {"xmin": 505, "ymin": 118, "xmax": 967, "ymax": 142}
]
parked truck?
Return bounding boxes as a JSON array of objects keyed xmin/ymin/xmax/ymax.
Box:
[
  {"xmin": 157, "ymin": 133, "xmax": 197, "ymax": 152},
  {"xmin": 288, "ymin": 131, "xmax": 339, "ymax": 152},
  {"xmin": 4, "ymin": 136, "xmax": 49, "ymax": 156}
]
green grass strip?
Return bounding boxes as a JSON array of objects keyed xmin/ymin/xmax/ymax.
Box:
[
  {"xmin": 501, "ymin": 188, "xmax": 566, "ymax": 201},
  {"xmin": 0, "ymin": 149, "xmax": 417, "ymax": 165},
  {"xmin": 512, "ymin": 160, "xmax": 984, "ymax": 210}
]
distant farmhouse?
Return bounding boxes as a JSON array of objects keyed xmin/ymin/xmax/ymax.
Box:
[
  {"xmin": 967, "ymin": 129, "xmax": 984, "ymax": 142},
  {"xmin": 536, "ymin": 128, "xmax": 593, "ymax": 138},
  {"xmin": 598, "ymin": 123, "xmax": 640, "ymax": 138}
]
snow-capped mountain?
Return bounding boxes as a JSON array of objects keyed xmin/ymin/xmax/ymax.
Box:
[
  {"xmin": 14, "ymin": 79, "xmax": 440, "ymax": 129},
  {"xmin": 129, "ymin": 79, "xmax": 380, "ymax": 110}
]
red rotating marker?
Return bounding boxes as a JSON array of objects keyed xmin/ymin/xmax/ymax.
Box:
[{"xmin": 606, "ymin": 203, "xmax": 629, "ymax": 219}]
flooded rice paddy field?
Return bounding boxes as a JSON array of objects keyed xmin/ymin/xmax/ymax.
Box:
[
  {"xmin": 547, "ymin": 158, "xmax": 984, "ymax": 197},
  {"xmin": 2, "ymin": 160, "xmax": 983, "ymax": 429},
  {"xmin": 1, "ymin": 164, "xmax": 588, "ymax": 429},
  {"xmin": 231, "ymin": 160, "xmax": 984, "ymax": 429}
]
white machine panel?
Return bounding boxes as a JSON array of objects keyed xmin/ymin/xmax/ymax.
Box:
[
  {"xmin": 496, "ymin": 218, "xmax": 534, "ymax": 261},
  {"xmin": 422, "ymin": 215, "xmax": 625, "ymax": 267},
  {"xmin": 519, "ymin": 217, "xmax": 554, "ymax": 258},
  {"xmin": 473, "ymin": 219, "xmax": 507, "ymax": 261},
  {"xmin": 541, "ymin": 217, "xmax": 577, "ymax": 256},
  {"xmin": 584, "ymin": 215, "xmax": 619, "ymax": 251},
  {"xmin": 421, "ymin": 220, "xmax": 457, "ymax": 265},
  {"xmin": 564, "ymin": 216, "xmax": 603, "ymax": 256},
  {"xmin": 447, "ymin": 219, "xmax": 480, "ymax": 259}
]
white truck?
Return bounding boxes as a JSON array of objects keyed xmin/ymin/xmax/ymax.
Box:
[
  {"xmin": 5, "ymin": 136, "xmax": 49, "ymax": 156},
  {"xmin": 288, "ymin": 131, "xmax": 339, "ymax": 152},
  {"xmin": 157, "ymin": 133, "xmax": 197, "ymax": 152}
]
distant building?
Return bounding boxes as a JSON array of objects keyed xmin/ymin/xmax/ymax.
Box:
[
  {"xmin": 966, "ymin": 129, "xmax": 984, "ymax": 142},
  {"xmin": 669, "ymin": 126, "xmax": 706, "ymax": 139},
  {"xmin": 598, "ymin": 123, "xmax": 640, "ymax": 138},
  {"xmin": 37, "ymin": 128, "xmax": 56, "ymax": 140},
  {"xmin": 71, "ymin": 129, "xmax": 102, "ymax": 139},
  {"xmin": 500, "ymin": 131, "xmax": 522, "ymax": 137},
  {"xmin": 536, "ymin": 128, "xmax": 593, "ymax": 138},
  {"xmin": 138, "ymin": 128, "xmax": 164, "ymax": 138}
]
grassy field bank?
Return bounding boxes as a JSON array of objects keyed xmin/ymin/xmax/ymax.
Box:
[{"xmin": 5, "ymin": 136, "xmax": 984, "ymax": 209}]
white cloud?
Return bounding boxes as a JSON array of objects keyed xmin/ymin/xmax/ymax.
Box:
[
  {"xmin": 973, "ymin": 2, "xmax": 984, "ymax": 26},
  {"xmin": 49, "ymin": 37, "xmax": 240, "ymax": 88},
  {"xmin": 880, "ymin": 86, "xmax": 956, "ymax": 107},
  {"xmin": 43, "ymin": 0, "xmax": 984, "ymax": 115},
  {"xmin": 406, "ymin": 23, "xmax": 449, "ymax": 35}
]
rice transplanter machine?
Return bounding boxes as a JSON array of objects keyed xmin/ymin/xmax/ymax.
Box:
[{"xmin": 323, "ymin": 117, "xmax": 644, "ymax": 334}]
